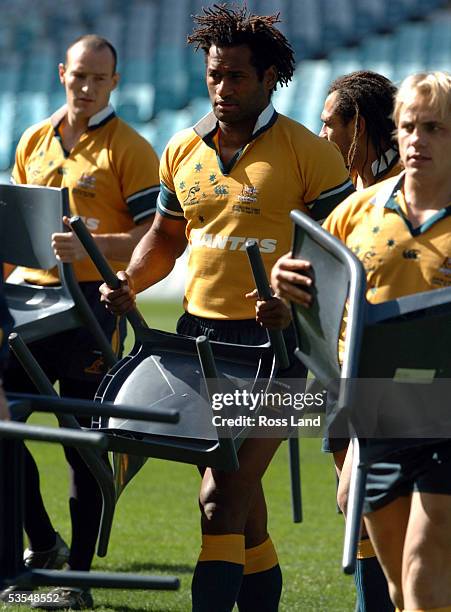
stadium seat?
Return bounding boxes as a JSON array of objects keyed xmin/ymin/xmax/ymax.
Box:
[
  {"xmin": 13, "ymin": 92, "xmax": 49, "ymax": 143},
  {"xmin": 291, "ymin": 0, "xmax": 323, "ymax": 59},
  {"xmin": 0, "ymin": 93, "xmax": 15, "ymax": 170},
  {"xmin": 289, "ymin": 206, "xmax": 451, "ymax": 574},
  {"xmin": 117, "ymin": 83, "xmax": 155, "ymax": 122},
  {"xmin": 291, "ymin": 60, "xmax": 332, "ymax": 132}
]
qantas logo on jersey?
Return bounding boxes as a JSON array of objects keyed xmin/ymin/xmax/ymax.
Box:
[
  {"xmin": 238, "ymin": 185, "xmax": 258, "ymax": 203},
  {"xmin": 77, "ymin": 173, "xmax": 96, "ymax": 189},
  {"xmin": 190, "ymin": 231, "xmax": 277, "ymax": 253}
]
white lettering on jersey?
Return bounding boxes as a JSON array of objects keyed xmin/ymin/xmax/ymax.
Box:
[
  {"xmin": 211, "ymin": 235, "xmax": 229, "ymax": 249},
  {"xmin": 228, "ymin": 236, "xmax": 246, "ymax": 250},
  {"xmin": 259, "ymin": 238, "xmax": 277, "ymax": 253},
  {"xmin": 80, "ymin": 216, "xmax": 100, "ymax": 231},
  {"xmin": 190, "ymin": 232, "xmax": 277, "ymax": 253}
]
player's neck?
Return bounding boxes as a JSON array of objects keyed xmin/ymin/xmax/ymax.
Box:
[
  {"xmin": 355, "ymin": 164, "xmax": 376, "ymax": 189},
  {"xmin": 217, "ymin": 119, "xmax": 257, "ymax": 166},
  {"xmin": 219, "ymin": 118, "xmax": 256, "ymax": 147},
  {"xmin": 59, "ymin": 113, "xmax": 89, "ymax": 152},
  {"xmin": 404, "ymin": 176, "xmax": 451, "ymax": 211},
  {"xmin": 355, "ymin": 141, "xmax": 379, "ymax": 189}
]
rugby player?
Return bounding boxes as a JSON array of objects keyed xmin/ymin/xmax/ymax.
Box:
[{"xmin": 100, "ymin": 5, "xmax": 354, "ymax": 610}]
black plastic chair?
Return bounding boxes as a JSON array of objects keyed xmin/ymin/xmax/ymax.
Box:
[
  {"xmin": 289, "ymin": 208, "xmax": 451, "ymax": 573},
  {"xmin": 0, "ymin": 182, "xmax": 125, "ymax": 556},
  {"xmin": 0, "ymin": 394, "xmax": 179, "ymax": 595},
  {"xmin": 0, "ymin": 183, "xmax": 116, "ymax": 365},
  {"xmin": 69, "ymin": 217, "xmax": 299, "ymax": 553}
]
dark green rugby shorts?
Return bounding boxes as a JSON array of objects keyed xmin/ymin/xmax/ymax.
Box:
[{"xmin": 363, "ymin": 440, "xmax": 451, "ymax": 514}]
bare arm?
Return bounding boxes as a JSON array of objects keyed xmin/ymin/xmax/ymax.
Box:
[
  {"xmin": 99, "ymin": 212, "xmax": 188, "ymax": 314},
  {"xmin": 271, "ymin": 252, "xmax": 314, "ymax": 307},
  {"xmin": 52, "ymin": 217, "xmax": 154, "ymax": 263}
]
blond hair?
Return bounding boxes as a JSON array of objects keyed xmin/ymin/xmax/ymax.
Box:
[{"xmin": 393, "ymin": 71, "xmax": 451, "ymax": 126}]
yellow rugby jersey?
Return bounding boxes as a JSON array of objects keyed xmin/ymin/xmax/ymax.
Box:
[
  {"xmin": 12, "ymin": 104, "xmax": 160, "ymax": 284},
  {"xmin": 323, "ymin": 172, "xmax": 451, "ymax": 305},
  {"xmin": 158, "ymin": 104, "xmax": 353, "ymax": 319}
]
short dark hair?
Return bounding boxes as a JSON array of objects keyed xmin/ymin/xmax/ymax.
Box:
[
  {"xmin": 187, "ymin": 3, "xmax": 295, "ymax": 91},
  {"xmin": 66, "ymin": 34, "xmax": 118, "ymax": 74},
  {"xmin": 328, "ymin": 70, "xmax": 398, "ymax": 170}
]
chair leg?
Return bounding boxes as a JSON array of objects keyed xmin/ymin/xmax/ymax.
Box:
[
  {"xmin": 288, "ymin": 436, "xmax": 302, "ymax": 523},
  {"xmin": 0, "ymin": 438, "xmax": 26, "ymax": 582},
  {"xmin": 8, "ymin": 333, "xmax": 117, "ymax": 558},
  {"xmin": 342, "ymin": 437, "xmax": 366, "ymax": 574}
]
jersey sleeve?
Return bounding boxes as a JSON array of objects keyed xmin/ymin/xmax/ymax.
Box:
[
  {"xmin": 11, "ymin": 126, "xmax": 35, "ymax": 184},
  {"xmin": 114, "ymin": 128, "xmax": 161, "ymax": 224},
  {"xmin": 303, "ymin": 139, "xmax": 355, "ymax": 221},
  {"xmin": 157, "ymin": 137, "xmax": 185, "ymax": 220},
  {"xmin": 322, "ymin": 190, "xmax": 364, "ymax": 242}
]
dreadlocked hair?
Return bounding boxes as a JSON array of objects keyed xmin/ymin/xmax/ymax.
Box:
[
  {"xmin": 328, "ymin": 70, "xmax": 398, "ymax": 172},
  {"xmin": 187, "ymin": 3, "xmax": 295, "ymax": 90}
]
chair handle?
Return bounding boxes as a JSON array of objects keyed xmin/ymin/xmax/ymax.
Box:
[
  {"xmin": 7, "ymin": 393, "xmax": 179, "ymax": 424},
  {"xmin": 0, "ymin": 420, "xmax": 107, "ymax": 450},
  {"xmin": 69, "ymin": 216, "xmax": 148, "ymax": 331},
  {"xmin": 245, "ymin": 240, "xmax": 290, "ymax": 370}
]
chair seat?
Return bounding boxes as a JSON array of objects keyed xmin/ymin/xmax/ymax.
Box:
[
  {"xmin": 6, "ymin": 283, "xmax": 80, "ymax": 343},
  {"xmin": 95, "ymin": 328, "xmax": 276, "ymax": 488}
]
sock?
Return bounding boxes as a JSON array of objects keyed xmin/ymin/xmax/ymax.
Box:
[
  {"xmin": 23, "ymin": 446, "xmax": 57, "ymax": 551},
  {"xmin": 237, "ymin": 537, "xmax": 282, "ymax": 612},
  {"xmin": 64, "ymin": 445, "xmax": 103, "ymax": 571},
  {"xmin": 355, "ymin": 538, "xmax": 394, "ymax": 612},
  {"xmin": 191, "ymin": 534, "xmax": 245, "ymax": 612}
]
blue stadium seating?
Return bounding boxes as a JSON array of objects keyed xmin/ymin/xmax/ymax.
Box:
[{"xmin": 0, "ymin": 0, "xmax": 449, "ymax": 169}]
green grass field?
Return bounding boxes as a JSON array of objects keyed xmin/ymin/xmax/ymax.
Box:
[{"xmin": 3, "ymin": 301, "xmax": 355, "ymax": 612}]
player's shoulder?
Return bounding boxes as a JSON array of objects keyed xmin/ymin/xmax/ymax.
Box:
[
  {"xmin": 162, "ymin": 126, "xmax": 201, "ymax": 165},
  {"xmin": 166, "ymin": 126, "xmax": 199, "ymax": 151},
  {"xmin": 112, "ymin": 116, "xmax": 157, "ymax": 151},
  {"xmin": 17, "ymin": 118, "xmax": 52, "ymax": 149},
  {"xmin": 276, "ymin": 113, "xmax": 345, "ymax": 157},
  {"xmin": 275, "ymin": 113, "xmax": 325, "ymax": 142},
  {"xmin": 327, "ymin": 172, "xmax": 403, "ymax": 224}
]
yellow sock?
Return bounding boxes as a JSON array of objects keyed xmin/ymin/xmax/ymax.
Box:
[
  {"xmin": 356, "ymin": 537, "xmax": 376, "ymax": 560},
  {"xmin": 243, "ymin": 536, "xmax": 278, "ymax": 575},
  {"xmin": 198, "ymin": 534, "xmax": 245, "ymax": 565}
]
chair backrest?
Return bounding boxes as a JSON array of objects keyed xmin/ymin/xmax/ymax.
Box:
[
  {"xmin": 0, "ymin": 183, "xmax": 68, "ymax": 270},
  {"xmin": 359, "ymin": 288, "xmax": 451, "ymax": 378},
  {"xmin": 290, "ymin": 209, "xmax": 451, "ymax": 447},
  {"xmin": 0, "ymin": 183, "xmax": 117, "ymax": 366},
  {"xmin": 352, "ymin": 287, "xmax": 451, "ymax": 446},
  {"xmin": 290, "ymin": 210, "xmax": 367, "ymax": 389}
]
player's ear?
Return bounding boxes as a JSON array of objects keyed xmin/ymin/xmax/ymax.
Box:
[
  {"xmin": 357, "ymin": 115, "xmax": 366, "ymax": 137},
  {"xmin": 264, "ymin": 65, "xmax": 277, "ymax": 92},
  {"xmin": 111, "ymin": 72, "xmax": 120, "ymax": 91},
  {"xmin": 58, "ymin": 63, "xmax": 66, "ymax": 85}
]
